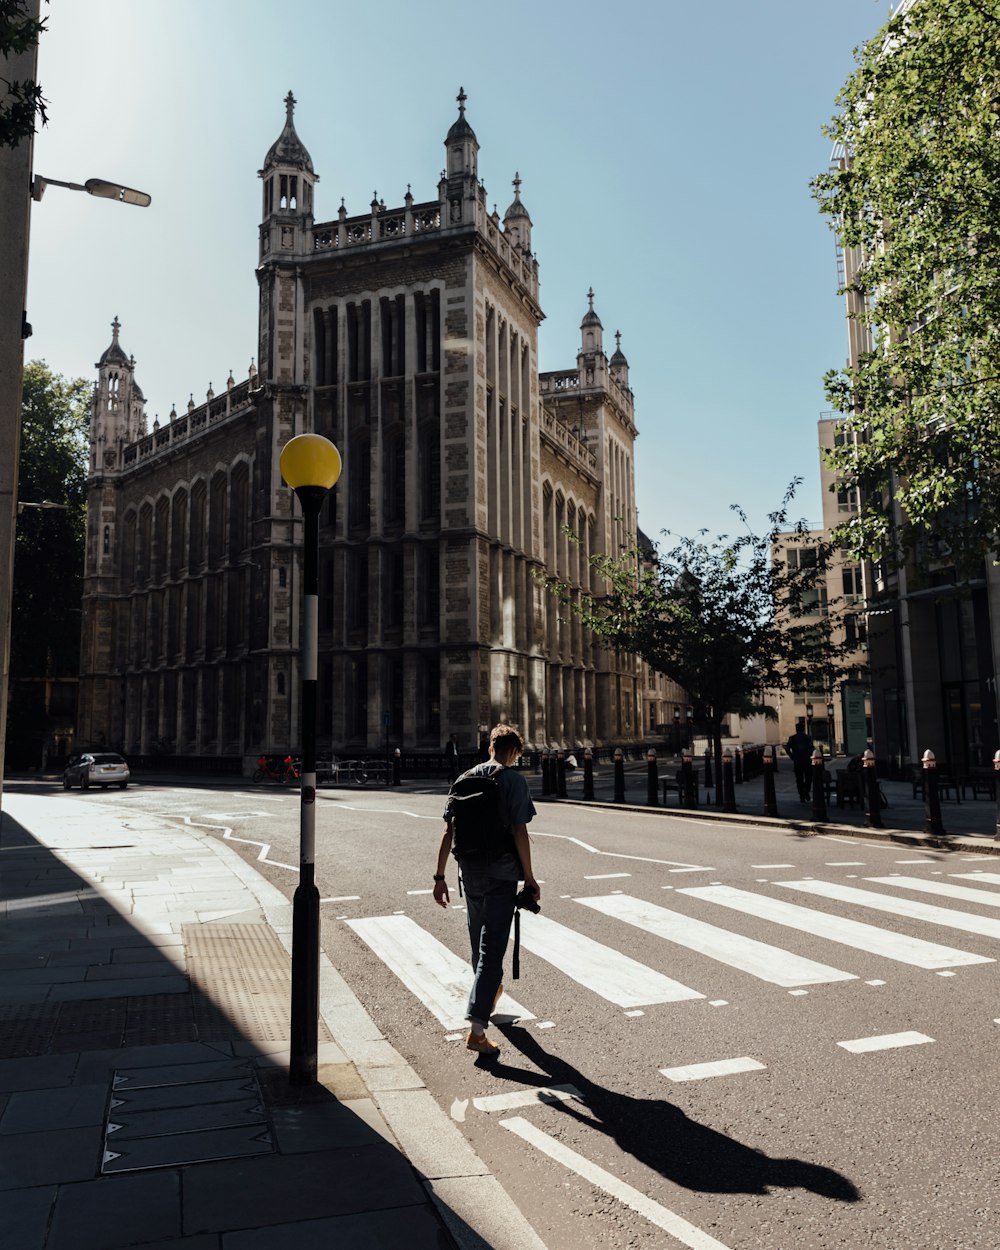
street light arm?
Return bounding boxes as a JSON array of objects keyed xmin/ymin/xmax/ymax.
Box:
[{"xmin": 31, "ymin": 174, "xmax": 151, "ymax": 207}]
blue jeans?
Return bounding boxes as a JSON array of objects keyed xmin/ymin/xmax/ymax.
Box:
[{"xmin": 462, "ymin": 872, "xmax": 517, "ymax": 1028}]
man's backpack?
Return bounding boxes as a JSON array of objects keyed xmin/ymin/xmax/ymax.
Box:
[{"xmin": 447, "ymin": 765, "xmax": 513, "ymax": 864}]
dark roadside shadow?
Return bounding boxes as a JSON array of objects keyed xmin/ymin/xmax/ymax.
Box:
[
  {"xmin": 484, "ymin": 1024, "xmax": 861, "ymax": 1203},
  {"xmin": 0, "ymin": 803, "xmax": 485, "ymax": 1250}
]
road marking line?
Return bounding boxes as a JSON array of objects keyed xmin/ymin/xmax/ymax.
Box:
[
  {"xmin": 865, "ymin": 979, "xmax": 886, "ymax": 986},
  {"xmin": 775, "ymin": 878, "xmax": 1000, "ymax": 946},
  {"xmin": 473, "ymin": 1085, "xmax": 580, "ymax": 1112},
  {"xmin": 531, "ymin": 830, "xmax": 706, "ymax": 871},
  {"xmin": 577, "ymin": 894, "xmax": 856, "ymax": 987},
  {"xmin": 660, "ymin": 1057, "xmax": 766, "ymax": 1082},
  {"xmin": 181, "ymin": 815, "xmax": 298, "ymax": 873},
  {"xmin": 952, "ymin": 872, "xmax": 1000, "ymax": 886},
  {"xmin": 667, "ymin": 867, "xmax": 715, "ymax": 874},
  {"xmin": 936, "ymin": 970, "xmax": 956, "ymax": 977},
  {"xmin": 820, "ymin": 836, "xmax": 862, "ymax": 845},
  {"xmin": 838, "ymin": 1031, "xmax": 933, "ymax": 1054},
  {"xmin": 407, "ymin": 888, "xmax": 434, "ymax": 895},
  {"xmin": 788, "ymin": 989, "xmax": 809, "ymax": 996},
  {"xmin": 346, "ymin": 914, "xmax": 534, "ymax": 1030},
  {"xmin": 583, "ymin": 872, "xmax": 632, "ymax": 880},
  {"xmin": 320, "ymin": 895, "xmax": 360, "ymax": 903},
  {"xmin": 684, "ymin": 884, "xmax": 992, "ymax": 970},
  {"xmin": 867, "ymin": 876, "xmax": 1000, "ymax": 908},
  {"xmin": 895, "ymin": 858, "xmax": 936, "ymax": 864},
  {"xmin": 709, "ymin": 1000, "xmax": 728, "ymax": 1007},
  {"xmin": 517, "ymin": 912, "xmax": 704, "ymax": 1007},
  {"xmin": 624, "ymin": 1009, "xmax": 644, "ymax": 1017},
  {"xmin": 499, "ymin": 1117, "xmax": 734, "ymax": 1249},
  {"xmin": 751, "ymin": 863, "xmax": 795, "ymax": 868},
  {"xmin": 826, "ymin": 861, "xmax": 865, "ymax": 866},
  {"xmin": 536, "ymin": 1021, "xmax": 555, "ymax": 1029}
]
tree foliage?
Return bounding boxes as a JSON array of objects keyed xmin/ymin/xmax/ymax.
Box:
[
  {"xmin": 11, "ymin": 360, "xmax": 90, "ymax": 682},
  {"xmin": 812, "ymin": 0, "xmax": 1000, "ymax": 570},
  {"xmin": 0, "ymin": 0, "xmax": 47, "ymax": 149},
  {"xmin": 543, "ymin": 485, "xmax": 849, "ymax": 748}
]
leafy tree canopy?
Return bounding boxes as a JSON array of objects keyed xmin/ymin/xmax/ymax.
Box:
[
  {"xmin": 813, "ymin": 0, "xmax": 1000, "ymax": 570},
  {"xmin": 0, "ymin": 0, "xmax": 47, "ymax": 150},
  {"xmin": 543, "ymin": 484, "xmax": 850, "ymax": 746},
  {"xmin": 12, "ymin": 360, "xmax": 90, "ymax": 680}
]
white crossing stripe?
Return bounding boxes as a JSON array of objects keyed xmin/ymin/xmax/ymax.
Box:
[
  {"xmin": 776, "ymin": 878, "xmax": 1000, "ymax": 943},
  {"xmin": 583, "ymin": 872, "xmax": 632, "ymax": 880},
  {"xmin": 499, "ymin": 1117, "xmax": 735, "ymax": 1250},
  {"xmin": 952, "ymin": 872, "xmax": 1000, "ymax": 886},
  {"xmin": 518, "ymin": 912, "xmax": 704, "ymax": 1006},
  {"xmin": 346, "ymin": 915, "xmax": 534, "ymax": 1030},
  {"xmin": 683, "ymin": 884, "xmax": 991, "ymax": 970},
  {"xmin": 838, "ymin": 1031, "xmax": 933, "ymax": 1054},
  {"xmin": 866, "ymin": 876, "xmax": 1000, "ymax": 909},
  {"xmin": 473, "ymin": 1084, "xmax": 581, "ymax": 1112},
  {"xmin": 576, "ymin": 895, "xmax": 856, "ymax": 987},
  {"xmin": 660, "ymin": 1057, "xmax": 766, "ymax": 1082}
]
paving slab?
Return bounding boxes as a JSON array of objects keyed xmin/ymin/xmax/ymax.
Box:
[
  {"xmin": 220, "ymin": 1203, "xmax": 454, "ymax": 1250},
  {"xmin": 0, "ymin": 1082, "xmax": 109, "ymax": 1133},
  {"xmin": 47, "ymin": 1169, "xmax": 182, "ymax": 1250},
  {"xmin": 0, "ymin": 1124, "xmax": 103, "ymax": 1188},
  {"xmin": 0, "ymin": 1184, "xmax": 55, "ymax": 1250},
  {"xmin": 0, "ymin": 1052, "xmax": 77, "ymax": 1093},
  {"xmin": 181, "ymin": 1145, "xmax": 426, "ymax": 1233}
]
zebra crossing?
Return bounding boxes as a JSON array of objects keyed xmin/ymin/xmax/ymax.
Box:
[{"xmin": 345, "ymin": 869, "xmax": 1000, "ymax": 1045}]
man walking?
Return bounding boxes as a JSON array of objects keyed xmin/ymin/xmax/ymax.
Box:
[
  {"xmin": 785, "ymin": 725, "xmax": 815, "ymax": 803},
  {"xmin": 433, "ymin": 724, "xmax": 539, "ymax": 1057}
]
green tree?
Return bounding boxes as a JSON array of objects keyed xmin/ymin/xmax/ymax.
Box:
[
  {"xmin": 0, "ymin": 0, "xmax": 47, "ymax": 149},
  {"xmin": 542, "ymin": 485, "xmax": 848, "ymax": 774},
  {"xmin": 813, "ymin": 0, "xmax": 1000, "ymax": 570},
  {"xmin": 6, "ymin": 361, "xmax": 89, "ymax": 764}
]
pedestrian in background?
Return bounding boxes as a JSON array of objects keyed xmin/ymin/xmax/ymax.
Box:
[
  {"xmin": 785, "ymin": 726, "xmax": 814, "ymax": 802},
  {"xmin": 445, "ymin": 732, "xmax": 460, "ymax": 782}
]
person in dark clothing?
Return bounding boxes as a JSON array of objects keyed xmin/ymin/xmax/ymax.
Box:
[
  {"xmin": 445, "ymin": 733, "xmax": 460, "ymax": 782},
  {"xmin": 785, "ymin": 729, "xmax": 815, "ymax": 802}
]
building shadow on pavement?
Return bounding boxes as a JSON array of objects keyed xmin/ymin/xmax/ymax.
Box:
[
  {"xmin": 0, "ymin": 800, "xmax": 484, "ymax": 1250},
  {"xmin": 488, "ymin": 1024, "xmax": 861, "ymax": 1204}
]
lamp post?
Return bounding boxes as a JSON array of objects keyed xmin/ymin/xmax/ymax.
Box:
[
  {"xmin": 279, "ymin": 433, "xmax": 342, "ymax": 1087},
  {"xmin": 805, "ymin": 701, "xmax": 814, "ymax": 740}
]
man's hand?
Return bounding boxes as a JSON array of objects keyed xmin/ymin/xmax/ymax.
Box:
[
  {"xmin": 433, "ymin": 879, "xmax": 450, "ymax": 908},
  {"xmin": 524, "ymin": 876, "xmax": 540, "ymax": 904}
]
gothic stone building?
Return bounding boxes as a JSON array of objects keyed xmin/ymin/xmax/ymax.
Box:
[{"xmin": 76, "ymin": 92, "xmax": 649, "ymax": 766}]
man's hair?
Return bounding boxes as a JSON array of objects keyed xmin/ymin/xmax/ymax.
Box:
[{"xmin": 489, "ymin": 724, "xmax": 523, "ymax": 759}]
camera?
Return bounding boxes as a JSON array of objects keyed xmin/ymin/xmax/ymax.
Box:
[{"xmin": 515, "ymin": 886, "xmax": 540, "ymax": 914}]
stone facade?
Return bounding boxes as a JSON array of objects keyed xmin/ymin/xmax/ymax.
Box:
[{"xmin": 76, "ymin": 91, "xmax": 648, "ymax": 764}]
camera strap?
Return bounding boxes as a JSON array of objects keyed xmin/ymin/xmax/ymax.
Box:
[{"xmin": 512, "ymin": 907, "xmax": 520, "ymax": 980}]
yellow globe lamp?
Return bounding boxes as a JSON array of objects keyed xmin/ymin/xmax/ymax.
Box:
[{"xmin": 279, "ymin": 433, "xmax": 342, "ymax": 491}]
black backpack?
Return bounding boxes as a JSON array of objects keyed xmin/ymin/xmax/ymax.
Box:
[{"xmin": 447, "ymin": 765, "xmax": 514, "ymax": 864}]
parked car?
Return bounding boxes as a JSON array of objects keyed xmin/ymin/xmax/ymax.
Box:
[{"xmin": 63, "ymin": 752, "xmax": 130, "ymax": 790}]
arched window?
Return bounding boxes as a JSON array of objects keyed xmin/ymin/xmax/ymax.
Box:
[
  {"xmin": 170, "ymin": 489, "xmax": 188, "ymax": 577},
  {"xmin": 189, "ymin": 482, "xmax": 207, "ymax": 568},
  {"xmin": 208, "ymin": 471, "xmax": 226, "ymax": 566}
]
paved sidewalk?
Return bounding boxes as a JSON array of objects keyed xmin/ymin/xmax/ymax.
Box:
[{"xmin": 0, "ymin": 790, "xmax": 548, "ymax": 1250}]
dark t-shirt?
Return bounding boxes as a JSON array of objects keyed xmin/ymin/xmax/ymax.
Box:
[{"xmin": 785, "ymin": 733, "xmax": 814, "ymax": 764}]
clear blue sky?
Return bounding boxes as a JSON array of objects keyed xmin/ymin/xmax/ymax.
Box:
[{"xmin": 26, "ymin": 0, "xmax": 889, "ymax": 545}]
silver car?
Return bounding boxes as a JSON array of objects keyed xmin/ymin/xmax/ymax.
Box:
[{"xmin": 63, "ymin": 752, "xmax": 130, "ymax": 790}]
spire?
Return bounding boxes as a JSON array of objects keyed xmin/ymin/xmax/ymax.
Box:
[
  {"xmin": 444, "ymin": 86, "xmax": 479, "ymax": 190},
  {"xmin": 609, "ymin": 329, "xmax": 630, "ymax": 386},
  {"xmin": 579, "ymin": 289, "xmax": 604, "ymax": 357},
  {"xmin": 98, "ymin": 315, "xmax": 129, "ymax": 367},
  {"xmin": 261, "ymin": 90, "xmax": 315, "ymax": 175},
  {"xmin": 503, "ymin": 171, "xmax": 532, "ymax": 252}
]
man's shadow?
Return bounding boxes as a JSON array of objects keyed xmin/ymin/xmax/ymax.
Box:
[{"xmin": 485, "ymin": 1024, "xmax": 860, "ymax": 1202}]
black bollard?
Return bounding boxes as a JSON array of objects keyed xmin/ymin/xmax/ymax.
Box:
[
  {"xmin": 392, "ymin": 748, "xmax": 401, "ymax": 786},
  {"xmin": 923, "ymin": 749, "xmax": 945, "ymax": 838},
  {"xmin": 994, "ymin": 750, "xmax": 1000, "ymax": 841},
  {"xmin": 704, "ymin": 749, "xmax": 713, "ymax": 789},
  {"xmin": 542, "ymin": 751, "xmax": 552, "ymax": 796},
  {"xmin": 583, "ymin": 748, "xmax": 595, "ymax": 800},
  {"xmin": 734, "ymin": 746, "xmax": 744, "ymax": 785},
  {"xmin": 722, "ymin": 750, "xmax": 737, "ymax": 813},
  {"xmin": 681, "ymin": 750, "xmax": 697, "ymax": 809},
  {"xmin": 762, "ymin": 746, "xmax": 778, "ymax": 817},
  {"xmin": 556, "ymin": 750, "xmax": 567, "ymax": 799},
  {"xmin": 810, "ymin": 749, "xmax": 828, "ymax": 822},
  {"xmin": 646, "ymin": 749, "xmax": 659, "ymax": 806},
  {"xmin": 613, "ymin": 748, "xmax": 625, "ymax": 804},
  {"xmin": 863, "ymin": 749, "xmax": 882, "ymax": 828}
]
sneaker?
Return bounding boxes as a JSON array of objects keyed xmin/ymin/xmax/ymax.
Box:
[{"xmin": 466, "ymin": 1030, "xmax": 501, "ymax": 1057}]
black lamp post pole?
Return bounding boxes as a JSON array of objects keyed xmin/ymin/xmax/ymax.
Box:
[{"xmin": 289, "ymin": 484, "xmax": 326, "ymax": 1086}]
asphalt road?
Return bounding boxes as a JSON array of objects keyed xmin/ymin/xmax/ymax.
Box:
[{"xmin": 90, "ymin": 780, "xmax": 1000, "ymax": 1249}]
